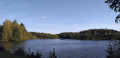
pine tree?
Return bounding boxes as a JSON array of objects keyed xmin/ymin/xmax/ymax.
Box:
[
  {"xmin": 20, "ymin": 22, "xmax": 28, "ymax": 40},
  {"xmin": 12, "ymin": 20, "xmax": 22, "ymax": 41}
]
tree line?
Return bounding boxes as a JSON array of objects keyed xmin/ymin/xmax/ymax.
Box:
[
  {"xmin": 58, "ymin": 29, "xmax": 120, "ymax": 40},
  {"xmin": 1, "ymin": 19, "xmax": 120, "ymax": 41},
  {"xmin": 0, "ymin": 19, "xmax": 58, "ymax": 41},
  {"xmin": 30, "ymin": 32, "xmax": 58, "ymax": 39}
]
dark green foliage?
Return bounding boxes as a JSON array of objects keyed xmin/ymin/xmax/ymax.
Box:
[
  {"xmin": 58, "ymin": 29, "xmax": 120, "ymax": 40},
  {"xmin": 105, "ymin": 0, "xmax": 120, "ymax": 23},
  {"xmin": 14, "ymin": 48, "xmax": 26, "ymax": 56},
  {"xmin": 30, "ymin": 32, "xmax": 59, "ymax": 39},
  {"xmin": 106, "ymin": 41, "xmax": 120, "ymax": 58},
  {"xmin": 14, "ymin": 48, "xmax": 41, "ymax": 58},
  {"xmin": 20, "ymin": 23, "xmax": 25, "ymax": 27},
  {"xmin": 26, "ymin": 52, "xmax": 41, "ymax": 58},
  {"xmin": 12, "ymin": 20, "xmax": 23, "ymax": 41},
  {"xmin": 49, "ymin": 48, "xmax": 57, "ymax": 58},
  {"xmin": 105, "ymin": 0, "xmax": 120, "ymax": 12}
]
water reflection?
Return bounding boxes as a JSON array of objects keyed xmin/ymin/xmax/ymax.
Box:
[
  {"xmin": 1, "ymin": 41, "xmax": 25, "ymax": 54},
  {"xmin": 0, "ymin": 39, "xmax": 111, "ymax": 58}
]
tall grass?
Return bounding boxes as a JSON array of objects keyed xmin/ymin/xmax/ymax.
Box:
[{"xmin": 14, "ymin": 48, "xmax": 41, "ymax": 58}]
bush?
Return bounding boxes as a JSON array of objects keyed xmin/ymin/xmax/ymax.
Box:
[
  {"xmin": 14, "ymin": 48, "xmax": 41, "ymax": 58},
  {"xmin": 49, "ymin": 48, "xmax": 57, "ymax": 58},
  {"xmin": 14, "ymin": 48, "xmax": 26, "ymax": 56},
  {"xmin": 26, "ymin": 50, "xmax": 41, "ymax": 58}
]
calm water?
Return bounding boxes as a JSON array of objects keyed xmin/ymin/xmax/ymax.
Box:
[{"xmin": 1, "ymin": 39, "xmax": 111, "ymax": 58}]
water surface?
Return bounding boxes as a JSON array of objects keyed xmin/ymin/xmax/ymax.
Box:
[{"xmin": 2, "ymin": 39, "xmax": 110, "ymax": 58}]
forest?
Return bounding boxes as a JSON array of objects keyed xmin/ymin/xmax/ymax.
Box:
[
  {"xmin": 0, "ymin": 19, "xmax": 58, "ymax": 41},
  {"xmin": 30, "ymin": 32, "xmax": 58, "ymax": 39},
  {"xmin": 58, "ymin": 29, "xmax": 120, "ymax": 40},
  {"xmin": 1, "ymin": 19, "xmax": 120, "ymax": 41}
]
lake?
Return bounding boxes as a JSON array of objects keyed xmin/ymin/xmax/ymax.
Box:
[{"xmin": 1, "ymin": 39, "xmax": 111, "ymax": 58}]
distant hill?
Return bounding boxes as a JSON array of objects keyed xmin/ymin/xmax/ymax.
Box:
[
  {"xmin": 58, "ymin": 29, "xmax": 120, "ymax": 40},
  {"xmin": 30, "ymin": 32, "xmax": 58, "ymax": 39}
]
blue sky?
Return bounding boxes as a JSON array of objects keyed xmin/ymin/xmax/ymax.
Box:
[{"xmin": 0, "ymin": 0, "xmax": 120, "ymax": 34}]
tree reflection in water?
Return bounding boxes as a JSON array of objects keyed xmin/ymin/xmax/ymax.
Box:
[{"xmin": 106, "ymin": 40, "xmax": 120, "ymax": 58}]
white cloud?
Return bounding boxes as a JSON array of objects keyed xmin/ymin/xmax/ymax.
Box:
[{"xmin": 40, "ymin": 16, "xmax": 48, "ymax": 19}]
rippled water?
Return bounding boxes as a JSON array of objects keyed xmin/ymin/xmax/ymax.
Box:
[{"xmin": 1, "ymin": 39, "xmax": 110, "ymax": 58}]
